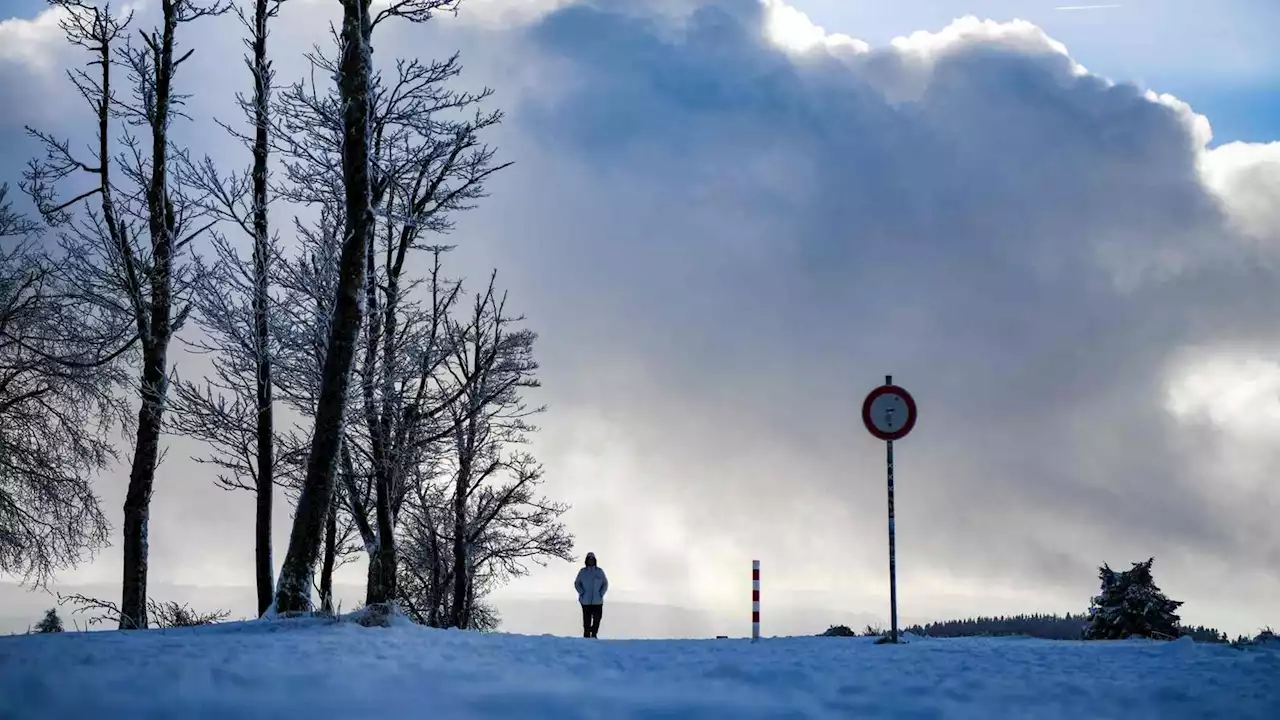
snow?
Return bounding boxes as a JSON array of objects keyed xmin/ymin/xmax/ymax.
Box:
[{"xmin": 1, "ymin": 618, "xmax": 1277, "ymax": 719}]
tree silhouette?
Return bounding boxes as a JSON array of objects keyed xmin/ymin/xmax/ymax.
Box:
[{"xmin": 34, "ymin": 608, "xmax": 64, "ymax": 633}]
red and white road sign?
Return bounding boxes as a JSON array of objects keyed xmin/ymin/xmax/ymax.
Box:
[{"xmin": 861, "ymin": 384, "xmax": 917, "ymax": 442}]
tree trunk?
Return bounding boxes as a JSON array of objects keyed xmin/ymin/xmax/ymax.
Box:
[
  {"xmin": 121, "ymin": 4, "xmax": 180, "ymax": 631},
  {"xmin": 253, "ymin": 432, "xmax": 273, "ymax": 616},
  {"xmin": 358, "ymin": 205, "xmax": 399, "ymax": 607},
  {"xmin": 462, "ymin": 572, "xmax": 475, "ymax": 629},
  {"xmin": 319, "ymin": 497, "xmax": 337, "ymax": 613},
  {"xmin": 273, "ymin": 0, "xmax": 374, "ymax": 615},
  {"xmin": 370, "ymin": 467, "xmax": 397, "ymax": 604},
  {"xmin": 250, "ymin": 0, "xmax": 275, "ymax": 619},
  {"xmin": 119, "ymin": 346, "xmax": 168, "ymax": 630},
  {"xmin": 451, "ymin": 459, "xmax": 469, "ymax": 628},
  {"xmin": 427, "ymin": 527, "xmax": 442, "ymax": 627},
  {"xmin": 364, "ymin": 543, "xmax": 385, "ymax": 606}
]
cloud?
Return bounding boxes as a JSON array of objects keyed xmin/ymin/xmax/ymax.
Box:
[
  {"xmin": 760, "ymin": 0, "xmax": 866, "ymax": 55},
  {"xmin": 0, "ymin": 6, "xmax": 78, "ymax": 126},
  {"xmin": 0, "ymin": 0, "xmax": 1277, "ymax": 633},
  {"xmin": 450, "ymin": 0, "xmax": 1280, "ymax": 624},
  {"xmin": 0, "ymin": 6, "xmax": 67, "ymax": 70},
  {"xmin": 1201, "ymin": 140, "xmax": 1280, "ymax": 243}
]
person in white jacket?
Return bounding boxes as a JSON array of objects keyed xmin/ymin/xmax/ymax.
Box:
[{"xmin": 574, "ymin": 552, "xmax": 608, "ymax": 638}]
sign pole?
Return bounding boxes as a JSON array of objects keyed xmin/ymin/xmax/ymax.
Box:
[
  {"xmin": 862, "ymin": 375, "xmax": 915, "ymax": 646},
  {"xmin": 885, "ymin": 376, "xmax": 898, "ymax": 644}
]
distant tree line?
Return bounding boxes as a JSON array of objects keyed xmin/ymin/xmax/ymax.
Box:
[
  {"xmin": 895, "ymin": 614, "xmax": 1233, "ymax": 643},
  {"xmin": 903, "ymin": 613, "xmax": 1089, "ymax": 640},
  {"xmin": 825, "ymin": 557, "xmax": 1271, "ymax": 644}
]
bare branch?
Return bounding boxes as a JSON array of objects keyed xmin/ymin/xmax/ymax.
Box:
[{"xmin": 372, "ymin": 0, "xmax": 461, "ymax": 29}]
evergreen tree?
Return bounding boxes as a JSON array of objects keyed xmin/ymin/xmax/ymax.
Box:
[
  {"xmin": 1084, "ymin": 557, "xmax": 1182, "ymax": 640},
  {"xmin": 34, "ymin": 608, "xmax": 64, "ymax": 633}
]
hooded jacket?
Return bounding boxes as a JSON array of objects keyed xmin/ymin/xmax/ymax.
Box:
[{"xmin": 574, "ymin": 564, "xmax": 608, "ymax": 605}]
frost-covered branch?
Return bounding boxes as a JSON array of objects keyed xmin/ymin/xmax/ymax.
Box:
[
  {"xmin": 371, "ymin": 0, "xmax": 461, "ymax": 29},
  {"xmin": 0, "ymin": 240, "xmax": 124, "ymax": 585}
]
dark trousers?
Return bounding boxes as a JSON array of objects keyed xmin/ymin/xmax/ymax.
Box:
[{"xmin": 581, "ymin": 603, "xmax": 603, "ymax": 638}]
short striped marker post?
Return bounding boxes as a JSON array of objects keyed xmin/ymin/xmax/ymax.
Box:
[{"xmin": 751, "ymin": 560, "xmax": 760, "ymax": 642}]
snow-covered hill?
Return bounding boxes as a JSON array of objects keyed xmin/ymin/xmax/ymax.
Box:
[{"xmin": 1, "ymin": 616, "xmax": 1276, "ymax": 719}]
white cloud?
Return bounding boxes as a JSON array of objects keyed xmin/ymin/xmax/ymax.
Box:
[
  {"xmin": 1165, "ymin": 351, "xmax": 1280, "ymax": 440},
  {"xmin": 891, "ymin": 16, "xmax": 1072, "ymax": 62},
  {"xmin": 761, "ymin": 0, "xmax": 867, "ymax": 55},
  {"xmin": 0, "ymin": 6, "xmax": 68, "ymax": 72},
  {"xmin": 1145, "ymin": 90, "xmax": 1214, "ymax": 149},
  {"xmin": 1202, "ymin": 141, "xmax": 1280, "ymax": 244}
]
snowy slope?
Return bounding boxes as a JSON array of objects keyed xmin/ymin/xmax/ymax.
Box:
[{"xmin": 1, "ymin": 618, "xmax": 1276, "ymax": 719}]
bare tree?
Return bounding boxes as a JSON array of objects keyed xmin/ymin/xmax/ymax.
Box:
[
  {"xmin": 396, "ymin": 277, "xmax": 572, "ymax": 629},
  {"xmin": 169, "ymin": 0, "xmax": 287, "ymax": 617},
  {"xmin": 445, "ymin": 281, "xmax": 570, "ymax": 628},
  {"xmin": 354, "ymin": 52, "xmax": 506, "ymax": 605},
  {"xmin": 22, "ymin": 0, "xmax": 228, "ymax": 629},
  {"xmin": 348, "ymin": 246, "xmax": 460, "ymax": 605},
  {"xmin": 274, "ymin": 429, "xmax": 364, "ymax": 613},
  {"xmin": 272, "ymin": 0, "xmax": 508, "ymax": 614},
  {"xmin": 0, "ymin": 185, "xmax": 126, "ymax": 585}
]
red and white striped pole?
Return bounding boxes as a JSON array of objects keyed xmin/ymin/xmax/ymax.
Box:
[{"xmin": 751, "ymin": 560, "xmax": 760, "ymax": 642}]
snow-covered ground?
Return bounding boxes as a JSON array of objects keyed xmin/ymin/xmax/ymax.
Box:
[{"xmin": 1, "ymin": 617, "xmax": 1277, "ymax": 719}]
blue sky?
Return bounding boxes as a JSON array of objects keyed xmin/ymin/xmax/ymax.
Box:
[
  {"xmin": 0, "ymin": 0, "xmax": 42, "ymax": 20},
  {"xmin": 1179, "ymin": 81, "xmax": 1280, "ymax": 144}
]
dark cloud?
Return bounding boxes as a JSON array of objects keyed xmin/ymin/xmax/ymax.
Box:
[{"xmin": 443, "ymin": 0, "xmax": 1280, "ymax": 617}]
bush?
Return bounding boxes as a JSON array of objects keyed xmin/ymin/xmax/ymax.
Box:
[
  {"xmin": 819, "ymin": 624, "xmax": 857, "ymax": 637},
  {"xmin": 148, "ymin": 600, "xmax": 230, "ymax": 628},
  {"xmin": 351, "ymin": 602, "xmax": 397, "ymax": 628},
  {"xmin": 57, "ymin": 593, "xmax": 229, "ymax": 629}
]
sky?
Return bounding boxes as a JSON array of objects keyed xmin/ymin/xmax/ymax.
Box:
[{"xmin": 0, "ymin": 0, "xmax": 1278, "ymax": 638}]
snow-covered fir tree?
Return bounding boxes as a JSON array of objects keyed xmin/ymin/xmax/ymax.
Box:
[
  {"xmin": 33, "ymin": 608, "xmax": 64, "ymax": 634},
  {"xmin": 1084, "ymin": 557, "xmax": 1183, "ymax": 640}
]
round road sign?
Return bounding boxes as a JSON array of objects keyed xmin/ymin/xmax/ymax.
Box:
[{"xmin": 862, "ymin": 384, "xmax": 917, "ymax": 441}]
